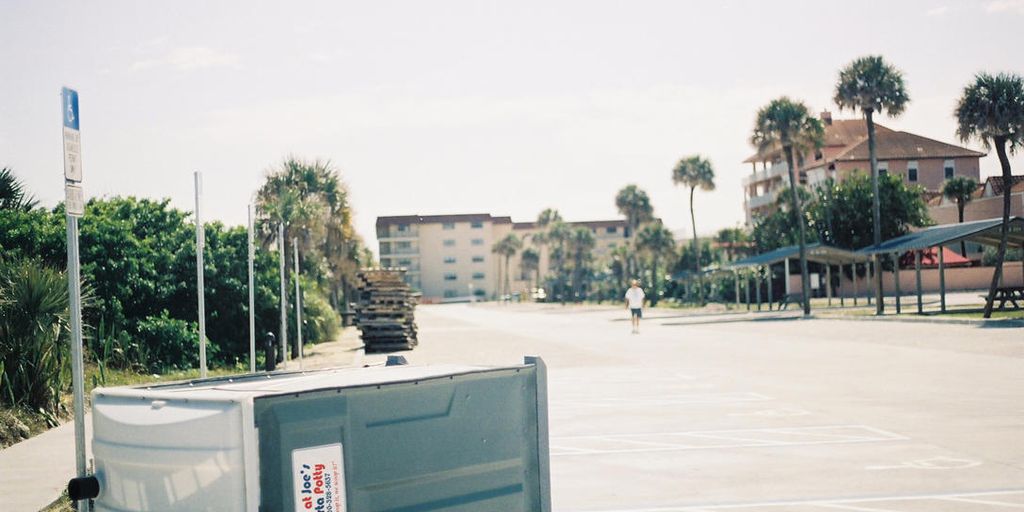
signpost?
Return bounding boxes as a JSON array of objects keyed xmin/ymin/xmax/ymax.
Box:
[
  {"xmin": 278, "ymin": 224, "xmax": 288, "ymax": 365},
  {"xmin": 248, "ymin": 203, "xmax": 256, "ymax": 373},
  {"xmin": 294, "ymin": 239, "xmax": 304, "ymax": 369},
  {"xmin": 195, "ymin": 171, "xmax": 207, "ymax": 378},
  {"xmin": 61, "ymin": 86, "xmax": 88, "ymax": 511}
]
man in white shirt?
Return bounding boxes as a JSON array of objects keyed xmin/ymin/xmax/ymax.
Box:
[{"xmin": 624, "ymin": 280, "xmax": 646, "ymax": 334}]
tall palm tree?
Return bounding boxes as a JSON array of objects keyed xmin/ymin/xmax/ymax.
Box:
[
  {"xmin": 546, "ymin": 221, "xmax": 572, "ymax": 302},
  {"xmin": 955, "ymin": 72, "xmax": 1024, "ymax": 318},
  {"xmin": 531, "ymin": 208, "xmax": 562, "ymax": 283},
  {"xmin": 636, "ymin": 221, "xmax": 676, "ymax": 307},
  {"xmin": 519, "ymin": 248, "xmax": 540, "ymax": 294},
  {"xmin": 942, "ymin": 176, "xmax": 979, "ymax": 257},
  {"xmin": 615, "ymin": 185, "xmax": 654, "ymax": 279},
  {"xmin": 0, "ymin": 168, "xmax": 38, "ymax": 212},
  {"xmin": 491, "ymin": 233, "xmax": 522, "ymax": 299},
  {"xmin": 672, "ymin": 155, "xmax": 716, "ymax": 305},
  {"xmin": 834, "ymin": 55, "xmax": 910, "ymax": 315},
  {"xmin": 751, "ymin": 98, "xmax": 825, "ymax": 316},
  {"xmin": 566, "ymin": 227, "xmax": 596, "ymax": 301}
]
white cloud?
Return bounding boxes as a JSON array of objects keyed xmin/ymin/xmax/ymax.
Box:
[
  {"xmin": 926, "ymin": 5, "xmax": 950, "ymax": 16},
  {"xmin": 986, "ymin": 0, "xmax": 1024, "ymax": 14},
  {"xmin": 131, "ymin": 47, "xmax": 239, "ymax": 72}
]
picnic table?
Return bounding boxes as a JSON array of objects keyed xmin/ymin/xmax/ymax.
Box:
[{"xmin": 991, "ymin": 286, "xmax": 1024, "ymax": 310}]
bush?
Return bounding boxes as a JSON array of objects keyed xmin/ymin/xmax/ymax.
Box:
[
  {"xmin": 982, "ymin": 246, "xmax": 1023, "ymax": 266},
  {"xmin": 135, "ymin": 311, "xmax": 213, "ymax": 372},
  {"xmin": 0, "ymin": 259, "xmax": 71, "ymax": 413},
  {"xmin": 301, "ymin": 289, "xmax": 340, "ymax": 345}
]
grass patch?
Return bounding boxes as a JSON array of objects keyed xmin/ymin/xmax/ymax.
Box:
[{"xmin": 41, "ymin": 491, "xmax": 73, "ymax": 512}]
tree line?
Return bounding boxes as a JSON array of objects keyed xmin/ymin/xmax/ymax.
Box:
[{"xmin": 0, "ymin": 158, "xmax": 370, "ymax": 414}]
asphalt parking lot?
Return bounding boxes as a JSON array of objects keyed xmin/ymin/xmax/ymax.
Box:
[{"xmin": 364, "ymin": 303, "xmax": 1024, "ymax": 512}]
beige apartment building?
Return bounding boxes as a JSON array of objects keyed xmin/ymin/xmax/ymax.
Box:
[
  {"xmin": 377, "ymin": 214, "xmax": 629, "ymax": 302},
  {"xmin": 742, "ymin": 111, "xmax": 985, "ymax": 225}
]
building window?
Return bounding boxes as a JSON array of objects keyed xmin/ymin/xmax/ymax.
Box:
[
  {"xmin": 944, "ymin": 159, "xmax": 955, "ymax": 179},
  {"xmin": 907, "ymin": 161, "xmax": 918, "ymax": 182},
  {"xmin": 444, "ymin": 273, "xmax": 457, "ymax": 281},
  {"xmin": 397, "ymin": 224, "xmax": 409, "ymax": 232},
  {"xmin": 398, "ymin": 258, "xmax": 412, "ymax": 267},
  {"xmin": 606, "ymin": 226, "xmax": 617, "ymax": 234},
  {"xmin": 471, "ymin": 238, "xmax": 484, "ymax": 246},
  {"xmin": 877, "ymin": 161, "xmax": 888, "ymax": 177},
  {"xmin": 608, "ymin": 243, "xmax": 616, "ymax": 249},
  {"xmin": 472, "ymin": 272, "xmax": 485, "ymax": 280},
  {"xmin": 472, "ymin": 255, "xmax": 485, "ymax": 263},
  {"xmin": 397, "ymin": 241, "xmax": 412, "ymax": 249},
  {"xmin": 443, "ymin": 239, "xmax": 455, "ymax": 247},
  {"xmin": 443, "ymin": 290, "xmax": 458, "ymax": 298},
  {"xmin": 473, "ymin": 288, "xmax": 486, "ymax": 297},
  {"xmin": 442, "ymin": 222, "xmax": 455, "ymax": 230},
  {"xmin": 381, "ymin": 258, "xmax": 392, "ymax": 267},
  {"xmin": 471, "ymin": 221, "xmax": 484, "ymax": 229},
  {"xmin": 443, "ymin": 256, "xmax": 456, "ymax": 264}
]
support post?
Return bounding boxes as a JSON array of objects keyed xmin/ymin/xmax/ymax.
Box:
[
  {"xmin": 893, "ymin": 252, "xmax": 901, "ymax": 314},
  {"xmin": 247, "ymin": 204, "xmax": 255, "ymax": 373},
  {"xmin": 194, "ymin": 171, "xmax": 207, "ymax": 378},
  {"xmin": 767, "ymin": 263, "xmax": 774, "ymax": 311},
  {"xmin": 938, "ymin": 245, "xmax": 947, "ymax": 313},
  {"xmin": 756, "ymin": 267, "xmax": 762, "ymax": 311},
  {"xmin": 784, "ymin": 257, "xmax": 791, "ymax": 296},
  {"xmin": 867, "ymin": 259, "xmax": 874, "ymax": 306},
  {"xmin": 294, "ymin": 239, "xmax": 304, "ymax": 369},
  {"xmin": 839, "ymin": 263, "xmax": 845, "ymax": 307},
  {"xmin": 734, "ymin": 270, "xmax": 740, "ymax": 309},
  {"xmin": 65, "ymin": 215, "xmax": 87, "ymax": 508},
  {"xmin": 915, "ymin": 249, "xmax": 923, "ymax": 314},
  {"xmin": 278, "ymin": 224, "xmax": 288, "ymax": 364},
  {"xmin": 745, "ymin": 270, "xmax": 751, "ymax": 311},
  {"xmin": 852, "ymin": 263, "xmax": 859, "ymax": 306},
  {"xmin": 826, "ymin": 264, "xmax": 832, "ymax": 307}
]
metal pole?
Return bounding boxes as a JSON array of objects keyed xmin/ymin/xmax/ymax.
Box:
[
  {"xmin": 755, "ymin": 267, "xmax": 762, "ymax": 311},
  {"xmin": 294, "ymin": 238, "xmax": 303, "ymax": 369},
  {"xmin": 839, "ymin": 263, "xmax": 845, "ymax": 307},
  {"xmin": 194, "ymin": 171, "xmax": 207, "ymax": 378},
  {"xmin": 734, "ymin": 270, "xmax": 740, "ymax": 309},
  {"xmin": 893, "ymin": 252, "xmax": 901, "ymax": 314},
  {"xmin": 745, "ymin": 270, "xmax": 751, "ymax": 311},
  {"xmin": 784, "ymin": 257, "xmax": 791, "ymax": 296},
  {"xmin": 826, "ymin": 264, "xmax": 832, "ymax": 307},
  {"xmin": 867, "ymin": 259, "xmax": 874, "ymax": 306},
  {"xmin": 852, "ymin": 263, "xmax": 859, "ymax": 306},
  {"xmin": 65, "ymin": 215, "xmax": 87, "ymax": 509},
  {"xmin": 278, "ymin": 224, "xmax": 288, "ymax": 364},
  {"xmin": 767, "ymin": 264, "xmax": 774, "ymax": 311},
  {"xmin": 938, "ymin": 245, "xmax": 947, "ymax": 313},
  {"xmin": 921, "ymin": 249, "xmax": 929, "ymax": 313},
  {"xmin": 247, "ymin": 204, "xmax": 256, "ymax": 373}
]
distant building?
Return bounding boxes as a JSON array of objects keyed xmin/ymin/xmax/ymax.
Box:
[
  {"xmin": 929, "ymin": 174, "xmax": 1024, "ymax": 225},
  {"xmin": 742, "ymin": 111, "xmax": 986, "ymax": 225},
  {"xmin": 377, "ymin": 214, "xmax": 629, "ymax": 301}
]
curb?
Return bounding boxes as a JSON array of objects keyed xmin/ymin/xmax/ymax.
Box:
[{"xmin": 810, "ymin": 313, "xmax": 1024, "ymax": 328}]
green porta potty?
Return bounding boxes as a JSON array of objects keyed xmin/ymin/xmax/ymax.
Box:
[{"xmin": 78, "ymin": 357, "xmax": 550, "ymax": 512}]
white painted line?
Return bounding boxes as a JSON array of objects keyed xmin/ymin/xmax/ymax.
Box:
[
  {"xmin": 940, "ymin": 496, "xmax": 1024, "ymax": 508},
  {"xmin": 565, "ymin": 489, "xmax": 1024, "ymax": 512},
  {"xmin": 820, "ymin": 504, "xmax": 903, "ymax": 512},
  {"xmin": 551, "ymin": 425, "xmax": 906, "ymax": 456},
  {"xmin": 556, "ymin": 392, "xmax": 774, "ymax": 408}
]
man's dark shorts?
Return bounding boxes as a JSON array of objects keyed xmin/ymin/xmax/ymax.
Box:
[{"xmin": 630, "ymin": 308, "xmax": 642, "ymax": 318}]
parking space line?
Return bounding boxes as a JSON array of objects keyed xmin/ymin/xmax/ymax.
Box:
[{"xmin": 940, "ymin": 496, "xmax": 1024, "ymax": 508}]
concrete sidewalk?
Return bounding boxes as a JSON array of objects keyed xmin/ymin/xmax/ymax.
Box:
[
  {"xmin": 0, "ymin": 326, "xmax": 364, "ymax": 512},
  {"xmin": 0, "ymin": 416, "xmax": 91, "ymax": 512}
]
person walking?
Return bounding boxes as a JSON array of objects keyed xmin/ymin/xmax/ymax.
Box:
[{"xmin": 624, "ymin": 279, "xmax": 646, "ymax": 334}]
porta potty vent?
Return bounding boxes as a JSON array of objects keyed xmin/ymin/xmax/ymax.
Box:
[{"xmin": 86, "ymin": 357, "xmax": 550, "ymax": 512}]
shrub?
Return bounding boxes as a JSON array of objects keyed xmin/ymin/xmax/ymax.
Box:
[
  {"xmin": 135, "ymin": 311, "xmax": 213, "ymax": 372},
  {"xmin": 301, "ymin": 289, "xmax": 340, "ymax": 345},
  {"xmin": 0, "ymin": 259, "xmax": 71, "ymax": 413}
]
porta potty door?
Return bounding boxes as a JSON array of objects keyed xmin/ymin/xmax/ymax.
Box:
[{"xmin": 254, "ymin": 360, "xmax": 550, "ymax": 512}]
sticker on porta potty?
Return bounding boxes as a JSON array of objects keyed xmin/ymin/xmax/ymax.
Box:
[{"xmin": 292, "ymin": 443, "xmax": 346, "ymax": 511}]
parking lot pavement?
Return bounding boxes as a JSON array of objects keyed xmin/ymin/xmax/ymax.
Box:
[{"xmin": 364, "ymin": 303, "xmax": 1024, "ymax": 512}]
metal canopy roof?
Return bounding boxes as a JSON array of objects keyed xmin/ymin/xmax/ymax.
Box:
[
  {"xmin": 858, "ymin": 216, "xmax": 1024, "ymax": 255},
  {"xmin": 725, "ymin": 243, "xmax": 869, "ymax": 270}
]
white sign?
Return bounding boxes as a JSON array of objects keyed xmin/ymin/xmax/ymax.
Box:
[
  {"xmin": 292, "ymin": 443, "xmax": 346, "ymax": 512},
  {"xmin": 65, "ymin": 183, "xmax": 85, "ymax": 217},
  {"xmin": 61, "ymin": 87, "xmax": 82, "ymax": 182}
]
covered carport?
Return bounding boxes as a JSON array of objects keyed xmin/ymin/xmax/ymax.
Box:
[
  {"xmin": 725, "ymin": 243, "xmax": 871, "ymax": 311},
  {"xmin": 858, "ymin": 216, "xmax": 1024, "ymax": 314}
]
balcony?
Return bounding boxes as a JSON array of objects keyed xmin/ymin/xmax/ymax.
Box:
[
  {"xmin": 741, "ymin": 162, "xmax": 791, "ymax": 187},
  {"xmin": 377, "ymin": 226, "xmax": 419, "ymax": 239},
  {"xmin": 747, "ymin": 192, "xmax": 777, "ymax": 210}
]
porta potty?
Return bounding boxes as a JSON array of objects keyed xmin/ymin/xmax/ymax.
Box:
[{"xmin": 72, "ymin": 357, "xmax": 550, "ymax": 512}]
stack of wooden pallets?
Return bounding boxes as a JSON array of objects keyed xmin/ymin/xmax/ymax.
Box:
[{"xmin": 355, "ymin": 268, "xmax": 419, "ymax": 352}]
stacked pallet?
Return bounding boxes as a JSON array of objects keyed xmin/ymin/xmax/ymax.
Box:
[{"xmin": 355, "ymin": 268, "xmax": 419, "ymax": 352}]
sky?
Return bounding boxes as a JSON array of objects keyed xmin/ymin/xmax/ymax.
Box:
[{"xmin": 2, "ymin": 0, "xmax": 1023, "ymax": 255}]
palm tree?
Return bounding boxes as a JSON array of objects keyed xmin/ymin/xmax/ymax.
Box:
[
  {"xmin": 566, "ymin": 227, "xmax": 596, "ymax": 301},
  {"xmin": 751, "ymin": 98, "xmax": 825, "ymax": 316},
  {"xmin": 636, "ymin": 221, "xmax": 676, "ymax": 307},
  {"xmin": 0, "ymin": 168, "xmax": 38, "ymax": 212},
  {"xmin": 530, "ymin": 208, "xmax": 562, "ymax": 282},
  {"xmin": 546, "ymin": 221, "xmax": 572, "ymax": 302},
  {"xmin": 955, "ymin": 72, "xmax": 1024, "ymax": 319},
  {"xmin": 615, "ymin": 185, "xmax": 654, "ymax": 279},
  {"xmin": 491, "ymin": 233, "xmax": 522, "ymax": 299},
  {"xmin": 519, "ymin": 248, "xmax": 540, "ymax": 294},
  {"xmin": 834, "ymin": 56, "xmax": 910, "ymax": 315},
  {"xmin": 942, "ymin": 176, "xmax": 979, "ymax": 257},
  {"xmin": 715, "ymin": 227, "xmax": 749, "ymax": 263},
  {"xmin": 672, "ymin": 155, "xmax": 716, "ymax": 305}
]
